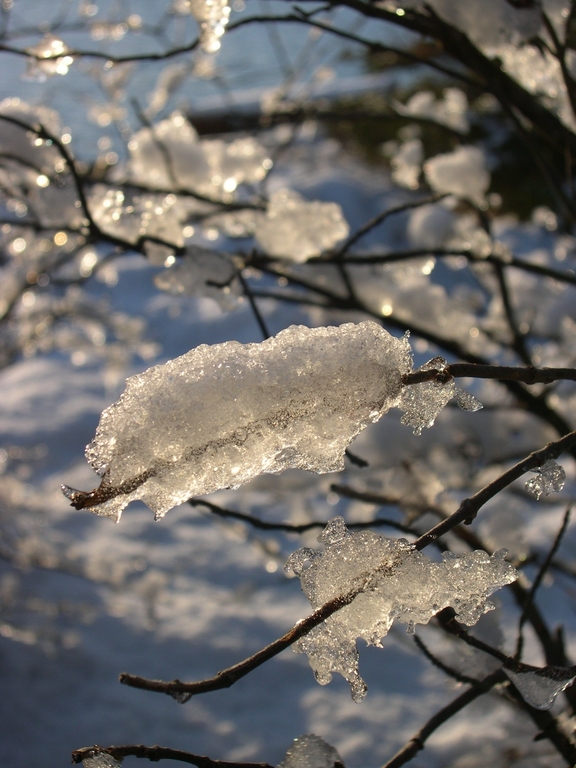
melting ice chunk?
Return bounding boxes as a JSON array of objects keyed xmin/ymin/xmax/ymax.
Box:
[
  {"xmin": 525, "ymin": 459, "xmax": 566, "ymax": 500},
  {"xmin": 255, "ymin": 189, "xmax": 349, "ymax": 263},
  {"xmin": 82, "ymin": 753, "xmax": 122, "ymax": 768},
  {"xmin": 278, "ymin": 734, "xmax": 345, "ymax": 768},
  {"xmin": 286, "ymin": 517, "xmax": 517, "ymax": 701},
  {"xmin": 504, "ymin": 663, "xmax": 576, "ymax": 710},
  {"xmin": 400, "ymin": 356, "xmax": 482, "ymax": 434},
  {"xmin": 62, "ymin": 322, "xmax": 411, "ymax": 521}
]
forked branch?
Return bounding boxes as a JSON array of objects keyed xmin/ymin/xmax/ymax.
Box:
[{"xmin": 120, "ymin": 429, "xmax": 576, "ymax": 701}]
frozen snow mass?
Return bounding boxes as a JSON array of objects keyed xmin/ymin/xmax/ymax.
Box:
[
  {"xmin": 62, "ymin": 322, "xmax": 412, "ymax": 520},
  {"xmin": 62, "ymin": 321, "xmax": 488, "ymax": 522},
  {"xmin": 286, "ymin": 517, "xmax": 518, "ymax": 702}
]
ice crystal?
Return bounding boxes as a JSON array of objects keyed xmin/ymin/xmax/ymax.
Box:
[
  {"xmin": 286, "ymin": 517, "xmax": 516, "ymax": 701},
  {"xmin": 128, "ymin": 112, "xmax": 270, "ymax": 199},
  {"xmin": 278, "ymin": 734, "xmax": 345, "ymax": 768},
  {"xmin": 504, "ymin": 663, "xmax": 576, "ymax": 710},
  {"xmin": 400, "ymin": 356, "xmax": 482, "ymax": 435},
  {"xmin": 254, "ymin": 189, "xmax": 349, "ymax": 262},
  {"xmin": 89, "ymin": 186, "xmax": 188, "ymax": 247},
  {"xmin": 153, "ymin": 246, "xmax": 241, "ymax": 309},
  {"xmin": 25, "ymin": 35, "xmax": 74, "ymax": 82},
  {"xmin": 62, "ymin": 322, "xmax": 411, "ymax": 521},
  {"xmin": 82, "ymin": 753, "xmax": 122, "ymax": 768},
  {"xmin": 525, "ymin": 459, "xmax": 566, "ymax": 500},
  {"xmin": 424, "ymin": 146, "xmax": 490, "ymax": 204}
]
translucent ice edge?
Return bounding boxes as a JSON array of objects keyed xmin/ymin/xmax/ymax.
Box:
[
  {"xmin": 62, "ymin": 322, "xmax": 411, "ymax": 521},
  {"xmin": 286, "ymin": 517, "xmax": 517, "ymax": 701},
  {"xmin": 504, "ymin": 662, "xmax": 576, "ymax": 710},
  {"xmin": 278, "ymin": 734, "xmax": 345, "ymax": 768}
]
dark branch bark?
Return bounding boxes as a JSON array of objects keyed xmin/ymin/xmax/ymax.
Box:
[
  {"xmin": 414, "ymin": 429, "xmax": 576, "ymax": 550},
  {"xmin": 402, "ymin": 363, "xmax": 576, "ymax": 386},
  {"xmin": 381, "ymin": 669, "xmax": 505, "ymax": 768},
  {"xmin": 121, "ymin": 431, "xmax": 576, "ymax": 702},
  {"xmin": 71, "ymin": 744, "xmax": 273, "ymax": 768}
]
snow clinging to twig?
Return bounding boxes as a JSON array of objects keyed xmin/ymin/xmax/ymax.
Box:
[
  {"xmin": 62, "ymin": 322, "xmax": 411, "ymax": 521},
  {"xmin": 286, "ymin": 517, "xmax": 517, "ymax": 701},
  {"xmin": 254, "ymin": 189, "xmax": 349, "ymax": 262}
]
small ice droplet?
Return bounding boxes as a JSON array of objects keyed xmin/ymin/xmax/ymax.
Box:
[
  {"xmin": 318, "ymin": 516, "xmax": 350, "ymax": 545},
  {"xmin": 285, "ymin": 548, "xmax": 319, "ymax": 576},
  {"xmin": 504, "ymin": 663, "xmax": 576, "ymax": 710},
  {"xmin": 525, "ymin": 459, "xmax": 566, "ymax": 500},
  {"xmin": 82, "ymin": 753, "xmax": 122, "ymax": 768},
  {"xmin": 169, "ymin": 690, "xmax": 192, "ymax": 704},
  {"xmin": 406, "ymin": 620, "xmax": 415, "ymax": 635},
  {"xmin": 278, "ymin": 734, "xmax": 345, "ymax": 768},
  {"xmin": 454, "ymin": 387, "xmax": 483, "ymax": 412}
]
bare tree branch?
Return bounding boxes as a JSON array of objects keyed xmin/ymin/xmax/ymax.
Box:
[
  {"xmin": 415, "ymin": 429, "xmax": 576, "ymax": 550},
  {"xmin": 516, "ymin": 504, "xmax": 573, "ymax": 659},
  {"xmin": 402, "ymin": 363, "xmax": 576, "ymax": 386},
  {"xmin": 71, "ymin": 744, "xmax": 274, "ymax": 768},
  {"xmin": 120, "ymin": 431, "xmax": 576, "ymax": 702}
]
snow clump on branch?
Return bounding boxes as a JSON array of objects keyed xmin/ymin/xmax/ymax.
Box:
[
  {"xmin": 286, "ymin": 517, "xmax": 517, "ymax": 701},
  {"xmin": 61, "ymin": 322, "xmax": 481, "ymax": 521}
]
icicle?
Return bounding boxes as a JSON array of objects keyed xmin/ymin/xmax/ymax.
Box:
[{"xmin": 525, "ymin": 459, "xmax": 566, "ymax": 500}]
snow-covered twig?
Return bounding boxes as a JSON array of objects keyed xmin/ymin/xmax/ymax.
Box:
[{"xmin": 120, "ymin": 431, "xmax": 576, "ymax": 703}]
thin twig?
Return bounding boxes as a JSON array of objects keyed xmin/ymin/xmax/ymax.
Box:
[
  {"xmin": 335, "ymin": 247, "xmax": 576, "ymax": 287},
  {"xmin": 119, "ymin": 579, "xmax": 379, "ymax": 700},
  {"xmin": 71, "ymin": 744, "xmax": 273, "ymax": 768},
  {"xmin": 402, "ymin": 362, "xmax": 576, "ymax": 386},
  {"xmin": 516, "ymin": 504, "xmax": 572, "ymax": 658},
  {"xmin": 238, "ymin": 268, "xmax": 271, "ymax": 340},
  {"xmin": 188, "ymin": 498, "xmax": 420, "ymax": 537},
  {"xmin": 413, "ymin": 634, "xmax": 480, "ymax": 686},
  {"xmin": 381, "ymin": 669, "xmax": 505, "ymax": 768},
  {"xmin": 333, "ymin": 194, "xmax": 448, "ymax": 258},
  {"xmin": 122, "ymin": 432, "xmax": 576, "ymax": 700},
  {"xmin": 414, "ymin": 429, "xmax": 576, "ymax": 551}
]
